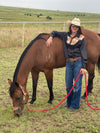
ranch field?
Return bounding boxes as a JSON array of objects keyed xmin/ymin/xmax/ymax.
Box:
[{"xmin": 0, "ymin": 6, "xmax": 100, "ymax": 133}]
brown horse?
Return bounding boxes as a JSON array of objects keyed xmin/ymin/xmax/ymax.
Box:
[{"xmin": 8, "ymin": 29, "xmax": 100, "ymax": 116}]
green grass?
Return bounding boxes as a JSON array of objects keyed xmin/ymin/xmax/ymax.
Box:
[
  {"xmin": 0, "ymin": 47, "xmax": 100, "ymax": 133},
  {"xmin": 0, "ymin": 6, "xmax": 100, "ymax": 22}
]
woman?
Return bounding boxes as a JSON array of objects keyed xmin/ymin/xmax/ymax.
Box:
[{"xmin": 46, "ymin": 18, "xmax": 87, "ymax": 111}]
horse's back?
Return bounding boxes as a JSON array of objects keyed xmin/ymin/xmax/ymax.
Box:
[
  {"xmin": 82, "ymin": 29, "xmax": 100, "ymax": 60},
  {"xmin": 34, "ymin": 35, "xmax": 66, "ymax": 69},
  {"xmin": 23, "ymin": 33, "xmax": 66, "ymax": 71},
  {"xmin": 82, "ymin": 29, "xmax": 100, "ymax": 43}
]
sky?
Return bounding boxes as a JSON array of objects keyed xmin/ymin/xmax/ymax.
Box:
[{"xmin": 0, "ymin": 0, "xmax": 100, "ymax": 14}]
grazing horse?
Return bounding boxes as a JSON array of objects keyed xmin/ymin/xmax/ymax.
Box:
[{"xmin": 8, "ymin": 29, "xmax": 100, "ymax": 116}]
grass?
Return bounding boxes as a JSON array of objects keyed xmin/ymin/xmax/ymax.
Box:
[
  {"xmin": 0, "ymin": 6, "xmax": 100, "ymax": 22},
  {"xmin": 0, "ymin": 47, "xmax": 100, "ymax": 133}
]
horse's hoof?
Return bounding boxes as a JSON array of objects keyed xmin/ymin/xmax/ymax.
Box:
[
  {"xmin": 29, "ymin": 100, "xmax": 33, "ymax": 104},
  {"xmin": 48, "ymin": 100, "xmax": 52, "ymax": 104}
]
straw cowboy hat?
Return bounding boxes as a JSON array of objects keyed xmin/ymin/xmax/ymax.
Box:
[{"xmin": 67, "ymin": 18, "xmax": 84, "ymax": 29}]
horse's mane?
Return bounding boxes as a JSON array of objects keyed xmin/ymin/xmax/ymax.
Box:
[{"xmin": 9, "ymin": 33, "xmax": 49, "ymax": 97}]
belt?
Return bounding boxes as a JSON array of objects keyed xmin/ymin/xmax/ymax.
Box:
[{"xmin": 66, "ymin": 57, "xmax": 81, "ymax": 63}]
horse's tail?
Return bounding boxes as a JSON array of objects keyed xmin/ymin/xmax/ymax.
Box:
[{"xmin": 97, "ymin": 56, "xmax": 100, "ymax": 72}]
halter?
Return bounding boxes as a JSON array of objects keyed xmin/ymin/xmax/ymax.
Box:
[
  {"xmin": 19, "ymin": 85, "xmax": 27, "ymax": 96},
  {"xmin": 13, "ymin": 85, "xmax": 27, "ymax": 112}
]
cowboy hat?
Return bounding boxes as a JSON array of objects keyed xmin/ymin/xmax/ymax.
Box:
[{"xmin": 67, "ymin": 18, "xmax": 84, "ymax": 29}]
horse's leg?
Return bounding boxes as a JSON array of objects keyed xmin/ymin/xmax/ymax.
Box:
[
  {"xmin": 82, "ymin": 63, "xmax": 95, "ymax": 99},
  {"xmin": 29, "ymin": 69, "xmax": 39, "ymax": 104},
  {"xmin": 44, "ymin": 69, "xmax": 54, "ymax": 104}
]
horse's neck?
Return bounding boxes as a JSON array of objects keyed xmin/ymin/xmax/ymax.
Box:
[
  {"xmin": 17, "ymin": 60, "xmax": 32, "ymax": 85},
  {"xmin": 16, "ymin": 43, "xmax": 36, "ymax": 85}
]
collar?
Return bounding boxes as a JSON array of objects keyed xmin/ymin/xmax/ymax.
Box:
[{"xmin": 68, "ymin": 32, "xmax": 80, "ymax": 38}]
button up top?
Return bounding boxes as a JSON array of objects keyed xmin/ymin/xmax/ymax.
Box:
[{"xmin": 50, "ymin": 31, "xmax": 87, "ymax": 68}]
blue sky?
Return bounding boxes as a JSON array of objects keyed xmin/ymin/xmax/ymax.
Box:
[{"xmin": 0, "ymin": 0, "xmax": 100, "ymax": 14}]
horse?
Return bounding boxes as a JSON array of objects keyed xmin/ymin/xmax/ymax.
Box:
[{"xmin": 8, "ymin": 29, "xmax": 100, "ymax": 116}]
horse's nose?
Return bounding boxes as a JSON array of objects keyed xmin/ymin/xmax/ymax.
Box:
[
  {"xmin": 14, "ymin": 108, "xmax": 22, "ymax": 117},
  {"xmin": 15, "ymin": 113, "xmax": 20, "ymax": 117},
  {"xmin": 14, "ymin": 111, "xmax": 22, "ymax": 117}
]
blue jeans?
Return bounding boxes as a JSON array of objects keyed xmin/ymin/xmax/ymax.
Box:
[{"xmin": 65, "ymin": 59, "xmax": 83, "ymax": 109}]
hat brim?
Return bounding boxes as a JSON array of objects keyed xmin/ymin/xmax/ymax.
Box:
[{"xmin": 67, "ymin": 20, "xmax": 84, "ymax": 29}]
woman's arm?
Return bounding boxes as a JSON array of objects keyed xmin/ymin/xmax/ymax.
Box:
[
  {"xmin": 50, "ymin": 31, "xmax": 65, "ymax": 39},
  {"xmin": 46, "ymin": 31, "xmax": 66, "ymax": 47},
  {"xmin": 46, "ymin": 36, "xmax": 53, "ymax": 47}
]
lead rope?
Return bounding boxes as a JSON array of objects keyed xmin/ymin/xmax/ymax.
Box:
[{"xmin": 27, "ymin": 72, "xmax": 100, "ymax": 112}]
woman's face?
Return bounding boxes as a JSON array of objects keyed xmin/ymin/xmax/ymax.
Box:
[{"xmin": 71, "ymin": 24, "xmax": 79, "ymax": 34}]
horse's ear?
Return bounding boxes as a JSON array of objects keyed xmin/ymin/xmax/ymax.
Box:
[{"xmin": 8, "ymin": 79, "xmax": 12, "ymax": 85}]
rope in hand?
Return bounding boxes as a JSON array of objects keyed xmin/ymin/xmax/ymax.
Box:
[{"xmin": 27, "ymin": 72, "xmax": 100, "ymax": 112}]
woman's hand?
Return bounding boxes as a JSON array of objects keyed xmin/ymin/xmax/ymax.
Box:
[
  {"xmin": 46, "ymin": 37, "xmax": 53, "ymax": 47},
  {"xmin": 80, "ymin": 68, "xmax": 86, "ymax": 74}
]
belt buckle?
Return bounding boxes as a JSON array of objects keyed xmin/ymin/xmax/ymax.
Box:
[{"xmin": 68, "ymin": 58, "xmax": 74, "ymax": 63}]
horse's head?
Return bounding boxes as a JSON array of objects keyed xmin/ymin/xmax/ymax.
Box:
[{"xmin": 8, "ymin": 79, "xmax": 24, "ymax": 117}]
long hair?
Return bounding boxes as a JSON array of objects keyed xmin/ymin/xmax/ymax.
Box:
[{"xmin": 69, "ymin": 24, "xmax": 83, "ymax": 34}]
